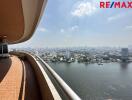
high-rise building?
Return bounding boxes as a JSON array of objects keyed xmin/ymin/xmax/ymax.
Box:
[{"xmin": 121, "ymin": 48, "xmax": 129, "ymax": 62}]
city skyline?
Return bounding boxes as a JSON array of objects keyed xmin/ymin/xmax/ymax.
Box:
[{"xmin": 10, "ymin": 0, "xmax": 132, "ymax": 48}]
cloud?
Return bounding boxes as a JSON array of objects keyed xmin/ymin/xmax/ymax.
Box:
[
  {"xmin": 60, "ymin": 25, "xmax": 79, "ymax": 34},
  {"xmin": 38, "ymin": 27, "xmax": 47, "ymax": 32},
  {"xmin": 60, "ymin": 29, "xmax": 65, "ymax": 33},
  {"xmin": 71, "ymin": 1, "xmax": 96, "ymax": 17},
  {"xmin": 70, "ymin": 25, "xmax": 79, "ymax": 31},
  {"xmin": 107, "ymin": 12, "xmax": 130, "ymax": 22},
  {"xmin": 108, "ymin": 14, "xmax": 124, "ymax": 22},
  {"xmin": 125, "ymin": 25, "xmax": 132, "ymax": 30}
]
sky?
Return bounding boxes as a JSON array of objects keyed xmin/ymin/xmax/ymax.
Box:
[{"xmin": 10, "ymin": 0, "xmax": 132, "ymax": 48}]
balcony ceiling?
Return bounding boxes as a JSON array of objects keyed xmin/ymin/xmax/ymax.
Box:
[{"xmin": 0, "ymin": 0, "xmax": 47, "ymax": 44}]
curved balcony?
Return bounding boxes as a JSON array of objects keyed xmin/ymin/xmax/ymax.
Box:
[{"xmin": 0, "ymin": 51, "xmax": 81, "ymax": 100}]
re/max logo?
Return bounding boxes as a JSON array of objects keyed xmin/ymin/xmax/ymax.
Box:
[{"xmin": 100, "ymin": 1, "xmax": 132, "ymax": 8}]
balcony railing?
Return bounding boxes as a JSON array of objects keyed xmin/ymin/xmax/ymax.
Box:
[{"xmin": 36, "ymin": 56, "xmax": 81, "ymax": 100}]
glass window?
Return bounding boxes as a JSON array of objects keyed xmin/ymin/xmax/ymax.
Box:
[{"xmin": 3, "ymin": 44, "xmax": 8, "ymax": 53}]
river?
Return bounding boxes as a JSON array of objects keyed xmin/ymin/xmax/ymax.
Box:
[{"xmin": 48, "ymin": 62, "xmax": 132, "ymax": 100}]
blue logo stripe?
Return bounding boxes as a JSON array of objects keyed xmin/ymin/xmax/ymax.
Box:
[{"xmin": 110, "ymin": 2, "xmax": 114, "ymax": 8}]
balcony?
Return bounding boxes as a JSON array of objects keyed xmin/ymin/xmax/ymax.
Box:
[{"xmin": 0, "ymin": 51, "xmax": 81, "ymax": 100}]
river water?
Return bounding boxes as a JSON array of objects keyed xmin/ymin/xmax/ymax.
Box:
[{"xmin": 48, "ymin": 62, "xmax": 132, "ymax": 100}]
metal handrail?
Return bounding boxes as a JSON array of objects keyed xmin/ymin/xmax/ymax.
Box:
[{"xmin": 36, "ymin": 56, "xmax": 81, "ymax": 100}]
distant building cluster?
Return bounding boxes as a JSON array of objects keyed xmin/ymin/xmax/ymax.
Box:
[{"xmin": 10, "ymin": 47, "xmax": 132, "ymax": 64}]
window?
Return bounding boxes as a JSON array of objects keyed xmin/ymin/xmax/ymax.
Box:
[
  {"xmin": 0, "ymin": 45, "xmax": 2, "ymax": 54},
  {"xmin": 3, "ymin": 44, "xmax": 8, "ymax": 53}
]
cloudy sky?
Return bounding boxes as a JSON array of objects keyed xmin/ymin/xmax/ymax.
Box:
[{"xmin": 10, "ymin": 0, "xmax": 132, "ymax": 48}]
